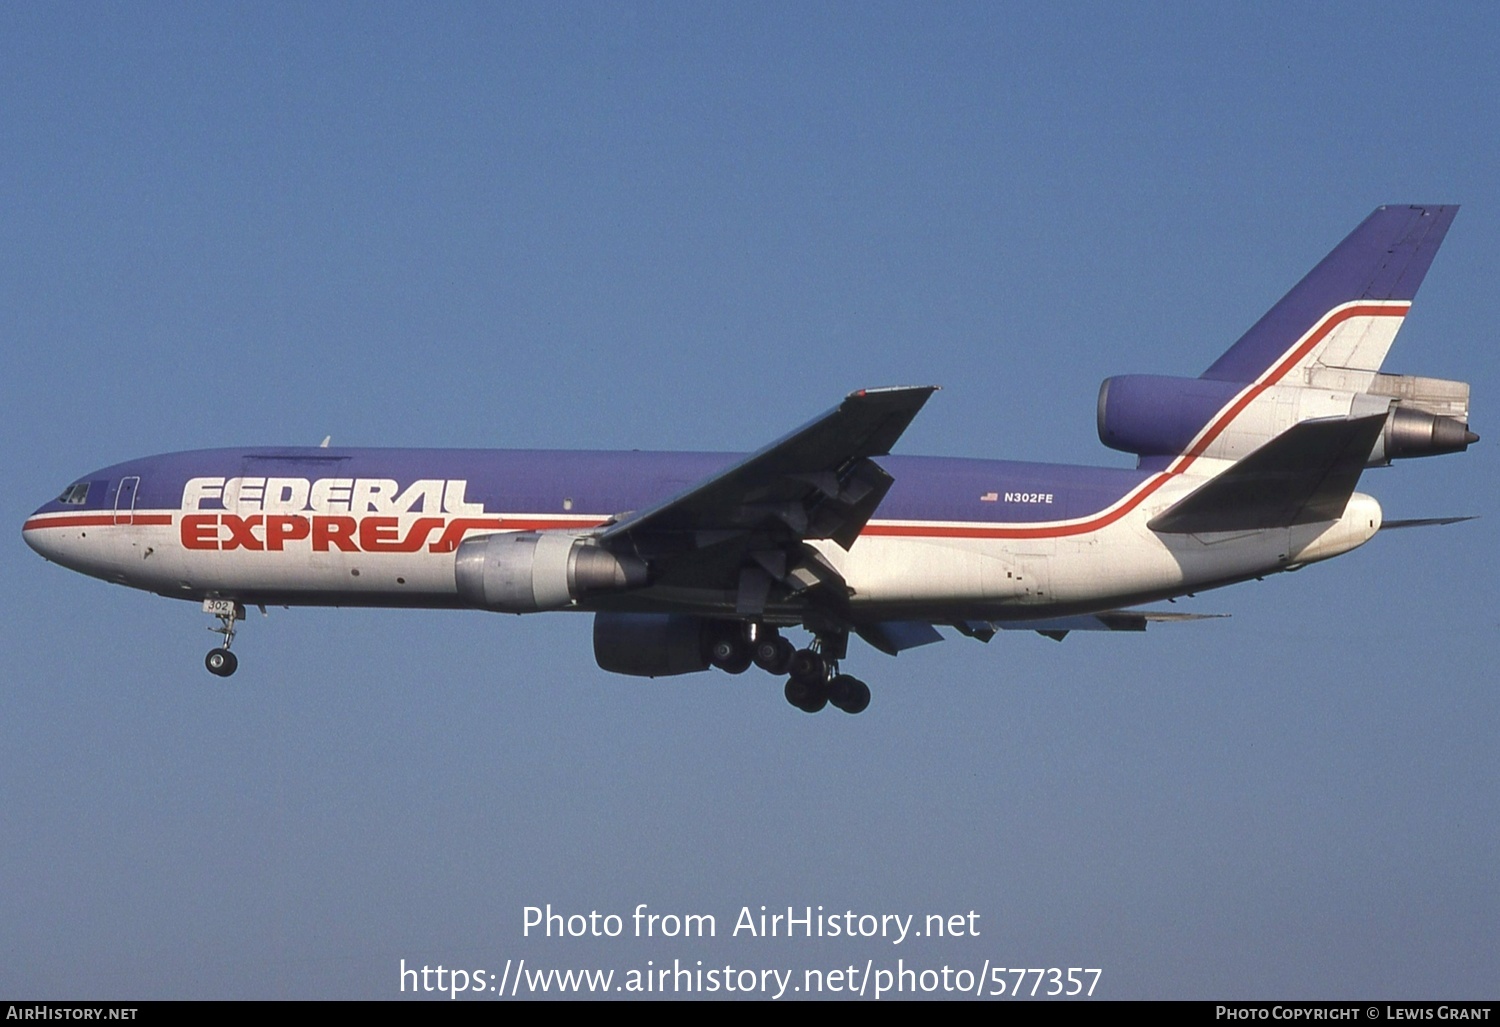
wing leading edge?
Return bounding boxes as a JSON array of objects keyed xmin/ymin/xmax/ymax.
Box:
[
  {"xmin": 599, "ymin": 386, "xmax": 937, "ymax": 546},
  {"xmin": 596, "ymin": 386, "xmax": 938, "ymax": 614}
]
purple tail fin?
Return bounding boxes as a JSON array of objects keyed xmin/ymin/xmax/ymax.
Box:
[{"xmin": 1200, "ymin": 205, "xmax": 1457, "ymax": 383}]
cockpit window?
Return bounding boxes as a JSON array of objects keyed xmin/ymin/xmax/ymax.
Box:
[{"xmin": 56, "ymin": 483, "xmax": 90, "ymax": 505}]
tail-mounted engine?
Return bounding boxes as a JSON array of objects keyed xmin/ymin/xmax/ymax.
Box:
[
  {"xmin": 1097, "ymin": 372, "xmax": 1475, "ymax": 466},
  {"xmin": 454, "ymin": 531, "xmax": 648, "ymax": 613},
  {"xmin": 1361, "ymin": 373, "xmax": 1478, "ymax": 461}
]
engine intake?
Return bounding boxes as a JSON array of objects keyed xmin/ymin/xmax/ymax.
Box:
[
  {"xmin": 593, "ymin": 613, "xmax": 712, "ymax": 677},
  {"xmin": 1097, "ymin": 375, "xmax": 1240, "ymax": 457},
  {"xmin": 454, "ymin": 532, "xmax": 647, "ymax": 612}
]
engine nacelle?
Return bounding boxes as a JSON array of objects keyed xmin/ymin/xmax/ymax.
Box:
[
  {"xmin": 454, "ymin": 532, "xmax": 647, "ymax": 612},
  {"xmin": 1097, "ymin": 375, "xmax": 1241, "ymax": 458},
  {"xmin": 592, "ymin": 613, "xmax": 712, "ymax": 677},
  {"xmin": 1380, "ymin": 404, "xmax": 1479, "ymax": 461},
  {"xmin": 1098, "ymin": 373, "xmax": 1476, "ymax": 465}
]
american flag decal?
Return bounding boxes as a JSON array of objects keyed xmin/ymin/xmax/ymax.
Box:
[{"xmin": 980, "ymin": 491, "xmax": 998, "ymax": 502}]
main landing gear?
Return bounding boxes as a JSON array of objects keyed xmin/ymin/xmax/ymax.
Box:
[
  {"xmin": 707, "ymin": 622, "xmax": 871, "ymax": 715},
  {"xmin": 203, "ymin": 599, "xmax": 243, "ymax": 678},
  {"xmin": 783, "ymin": 649, "xmax": 870, "ymax": 715}
]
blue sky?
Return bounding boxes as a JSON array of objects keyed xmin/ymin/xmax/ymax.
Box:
[{"xmin": 3, "ymin": 3, "xmax": 1496, "ymax": 999}]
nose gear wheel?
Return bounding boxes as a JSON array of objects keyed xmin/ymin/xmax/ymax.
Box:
[{"xmin": 203, "ymin": 601, "xmax": 244, "ymax": 678}]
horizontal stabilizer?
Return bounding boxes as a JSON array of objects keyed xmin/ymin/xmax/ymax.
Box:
[
  {"xmin": 1148, "ymin": 414, "xmax": 1386, "ymax": 533},
  {"xmin": 1381, "ymin": 515, "xmax": 1477, "ymax": 530}
]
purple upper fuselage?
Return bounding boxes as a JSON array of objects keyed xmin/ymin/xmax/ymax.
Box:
[{"xmin": 29, "ymin": 446, "xmax": 1151, "ymax": 528}]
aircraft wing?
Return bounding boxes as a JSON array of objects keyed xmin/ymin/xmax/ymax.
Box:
[
  {"xmin": 596, "ymin": 386, "xmax": 938, "ymax": 613},
  {"xmin": 955, "ymin": 610, "xmax": 1228, "ymax": 643},
  {"xmin": 600, "ymin": 386, "xmax": 936, "ymax": 547},
  {"xmin": 853, "ymin": 609, "xmax": 1229, "ymax": 654}
]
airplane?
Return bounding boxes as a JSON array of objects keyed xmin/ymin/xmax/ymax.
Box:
[{"xmin": 23, "ymin": 205, "xmax": 1476, "ymax": 714}]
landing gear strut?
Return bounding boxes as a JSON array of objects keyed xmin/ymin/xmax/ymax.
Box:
[{"xmin": 203, "ymin": 599, "xmax": 243, "ymax": 678}]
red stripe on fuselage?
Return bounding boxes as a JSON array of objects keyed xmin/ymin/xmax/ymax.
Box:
[
  {"xmin": 24, "ymin": 513, "xmax": 173, "ymax": 531},
  {"xmin": 1178, "ymin": 303, "xmax": 1405, "ymax": 466},
  {"xmin": 866, "ymin": 302, "xmax": 1406, "ymax": 540}
]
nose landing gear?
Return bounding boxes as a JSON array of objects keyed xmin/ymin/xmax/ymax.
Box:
[{"xmin": 202, "ymin": 599, "xmax": 243, "ymax": 678}]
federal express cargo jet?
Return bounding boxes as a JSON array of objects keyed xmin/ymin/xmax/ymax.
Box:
[{"xmin": 24, "ymin": 206, "xmax": 1476, "ymax": 714}]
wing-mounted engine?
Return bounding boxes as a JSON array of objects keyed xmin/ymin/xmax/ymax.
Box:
[
  {"xmin": 1097, "ymin": 373, "xmax": 1475, "ymax": 466},
  {"xmin": 592, "ymin": 612, "xmax": 712, "ymax": 676},
  {"xmin": 454, "ymin": 531, "xmax": 648, "ymax": 613}
]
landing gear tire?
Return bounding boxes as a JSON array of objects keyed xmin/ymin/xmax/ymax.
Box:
[
  {"xmin": 707, "ymin": 632, "xmax": 750, "ymax": 673},
  {"xmin": 718, "ymin": 653, "xmax": 752, "ymax": 675},
  {"xmin": 828, "ymin": 674, "xmax": 871, "ymax": 714},
  {"xmin": 787, "ymin": 648, "xmax": 828, "ymax": 686},
  {"xmin": 784, "ymin": 678, "xmax": 828, "ymax": 713},
  {"xmin": 753, "ymin": 636, "xmax": 795, "ymax": 675},
  {"xmin": 205, "ymin": 648, "xmax": 238, "ymax": 677}
]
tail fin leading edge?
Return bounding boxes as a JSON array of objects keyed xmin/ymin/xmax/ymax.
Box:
[{"xmin": 1201, "ymin": 205, "xmax": 1458, "ymax": 384}]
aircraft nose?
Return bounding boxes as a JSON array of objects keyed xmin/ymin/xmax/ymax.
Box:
[
  {"xmin": 23, "ymin": 511, "xmax": 54, "ymax": 559},
  {"xmin": 23, "ymin": 491, "xmax": 93, "ymax": 564},
  {"xmin": 23, "ymin": 503, "xmax": 63, "ymax": 560}
]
